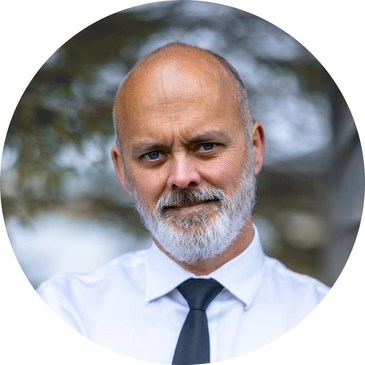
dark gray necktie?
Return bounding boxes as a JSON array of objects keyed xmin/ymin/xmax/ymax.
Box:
[{"xmin": 172, "ymin": 278, "xmax": 223, "ymax": 365}]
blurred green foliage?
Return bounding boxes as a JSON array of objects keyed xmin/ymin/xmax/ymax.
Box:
[{"xmin": 4, "ymin": 10, "xmax": 162, "ymax": 213}]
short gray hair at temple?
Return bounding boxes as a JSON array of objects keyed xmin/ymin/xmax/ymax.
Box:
[{"xmin": 112, "ymin": 42, "xmax": 255, "ymax": 156}]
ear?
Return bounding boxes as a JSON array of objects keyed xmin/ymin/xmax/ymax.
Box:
[
  {"xmin": 251, "ymin": 121, "xmax": 265, "ymax": 175},
  {"xmin": 111, "ymin": 145, "xmax": 132, "ymax": 195}
]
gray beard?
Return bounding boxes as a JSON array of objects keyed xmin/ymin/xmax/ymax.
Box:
[{"xmin": 131, "ymin": 159, "xmax": 256, "ymax": 264}]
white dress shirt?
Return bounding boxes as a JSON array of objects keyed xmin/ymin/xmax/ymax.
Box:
[{"xmin": 37, "ymin": 225, "xmax": 329, "ymax": 363}]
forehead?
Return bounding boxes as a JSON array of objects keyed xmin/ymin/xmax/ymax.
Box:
[
  {"xmin": 122, "ymin": 52, "xmax": 234, "ymax": 104},
  {"xmin": 114, "ymin": 49, "xmax": 243, "ymax": 147}
]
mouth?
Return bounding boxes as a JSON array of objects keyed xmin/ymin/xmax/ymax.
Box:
[{"xmin": 164, "ymin": 199, "xmax": 219, "ymax": 214}]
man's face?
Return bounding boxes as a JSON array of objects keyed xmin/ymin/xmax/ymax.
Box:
[{"xmin": 112, "ymin": 55, "xmax": 262, "ymax": 263}]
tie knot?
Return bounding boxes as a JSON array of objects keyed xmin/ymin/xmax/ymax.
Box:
[{"xmin": 177, "ymin": 278, "xmax": 223, "ymax": 311}]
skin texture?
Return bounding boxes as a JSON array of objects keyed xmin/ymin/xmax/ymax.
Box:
[{"xmin": 112, "ymin": 45, "xmax": 265, "ymax": 275}]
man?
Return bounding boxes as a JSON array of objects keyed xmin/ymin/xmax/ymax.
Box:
[{"xmin": 37, "ymin": 43, "xmax": 329, "ymax": 364}]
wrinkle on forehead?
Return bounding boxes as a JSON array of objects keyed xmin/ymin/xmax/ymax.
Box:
[{"xmin": 114, "ymin": 47, "xmax": 240, "ymax": 144}]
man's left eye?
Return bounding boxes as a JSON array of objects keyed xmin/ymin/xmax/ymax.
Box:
[{"xmin": 200, "ymin": 143, "xmax": 215, "ymax": 151}]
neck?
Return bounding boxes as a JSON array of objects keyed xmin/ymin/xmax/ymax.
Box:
[{"xmin": 153, "ymin": 217, "xmax": 254, "ymax": 276}]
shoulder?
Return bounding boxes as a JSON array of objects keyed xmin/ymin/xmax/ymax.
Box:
[
  {"xmin": 36, "ymin": 248, "xmax": 151, "ymax": 334},
  {"xmin": 263, "ymin": 256, "xmax": 330, "ymax": 301},
  {"xmin": 246, "ymin": 255, "xmax": 331, "ymax": 335},
  {"xmin": 36, "ymin": 248, "xmax": 149, "ymax": 309}
]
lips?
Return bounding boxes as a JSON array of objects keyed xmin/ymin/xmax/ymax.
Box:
[{"xmin": 166, "ymin": 199, "xmax": 217, "ymax": 209}]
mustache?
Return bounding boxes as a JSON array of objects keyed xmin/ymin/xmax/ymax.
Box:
[{"xmin": 156, "ymin": 187, "xmax": 225, "ymax": 215}]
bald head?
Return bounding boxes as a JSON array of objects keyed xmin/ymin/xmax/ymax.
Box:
[{"xmin": 113, "ymin": 43, "xmax": 254, "ymax": 153}]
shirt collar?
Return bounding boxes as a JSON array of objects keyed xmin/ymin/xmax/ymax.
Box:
[{"xmin": 145, "ymin": 224, "xmax": 266, "ymax": 309}]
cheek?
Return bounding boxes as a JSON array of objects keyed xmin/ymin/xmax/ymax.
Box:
[
  {"xmin": 129, "ymin": 167, "xmax": 168, "ymax": 207},
  {"xmin": 202, "ymin": 155, "xmax": 245, "ymax": 189}
]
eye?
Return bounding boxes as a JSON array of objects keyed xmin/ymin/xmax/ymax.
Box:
[
  {"xmin": 200, "ymin": 143, "xmax": 216, "ymax": 151},
  {"xmin": 145, "ymin": 151, "xmax": 161, "ymax": 160}
]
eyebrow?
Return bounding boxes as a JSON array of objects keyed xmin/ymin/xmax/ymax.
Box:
[{"xmin": 131, "ymin": 130, "xmax": 233, "ymax": 158}]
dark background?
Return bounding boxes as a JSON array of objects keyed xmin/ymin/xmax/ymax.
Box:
[{"xmin": 1, "ymin": 1, "xmax": 363, "ymax": 288}]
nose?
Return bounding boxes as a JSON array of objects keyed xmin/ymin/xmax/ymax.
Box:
[{"xmin": 167, "ymin": 156, "xmax": 201, "ymax": 189}]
